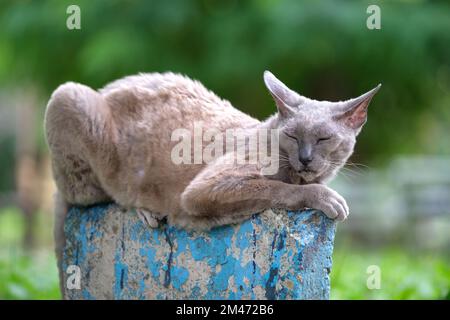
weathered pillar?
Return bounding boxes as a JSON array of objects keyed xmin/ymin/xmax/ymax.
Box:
[{"xmin": 62, "ymin": 204, "xmax": 336, "ymax": 299}]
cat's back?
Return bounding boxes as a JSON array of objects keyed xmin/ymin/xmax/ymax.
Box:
[
  {"xmin": 101, "ymin": 72, "xmax": 214, "ymax": 99},
  {"xmin": 101, "ymin": 72, "xmax": 214, "ymax": 97},
  {"xmin": 100, "ymin": 72, "xmax": 258, "ymax": 130},
  {"xmin": 96, "ymin": 73, "xmax": 259, "ymax": 211}
]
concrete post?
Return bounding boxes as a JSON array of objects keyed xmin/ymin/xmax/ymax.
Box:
[{"xmin": 62, "ymin": 204, "xmax": 336, "ymax": 299}]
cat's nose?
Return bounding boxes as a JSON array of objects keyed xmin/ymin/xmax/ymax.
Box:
[
  {"xmin": 298, "ymin": 145, "xmax": 312, "ymax": 166},
  {"xmin": 299, "ymin": 156, "xmax": 312, "ymax": 166}
]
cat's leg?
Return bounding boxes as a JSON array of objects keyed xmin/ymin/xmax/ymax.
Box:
[
  {"xmin": 45, "ymin": 82, "xmax": 114, "ymax": 205},
  {"xmin": 175, "ymin": 161, "xmax": 348, "ymax": 230}
]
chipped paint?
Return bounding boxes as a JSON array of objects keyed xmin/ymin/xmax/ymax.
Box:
[{"xmin": 63, "ymin": 205, "xmax": 336, "ymax": 300}]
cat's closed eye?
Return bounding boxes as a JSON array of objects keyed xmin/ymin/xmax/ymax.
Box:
[
  {"xmin": 284, "ymin": 132, "xmax": 298, "ymax": 141},
  {"xmin": 316, "ymin": 137, "xmax": 332, "ymax": 144}
]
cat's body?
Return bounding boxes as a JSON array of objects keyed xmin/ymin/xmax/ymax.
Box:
[
  {"xmin": 45, "ymin": 71, "xmax": 380, "ymax": 294},
  {"xmin": 46, "ymin": 73, "xmax": 261, "ymax": 227}
]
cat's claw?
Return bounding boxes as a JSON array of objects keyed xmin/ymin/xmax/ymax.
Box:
[{"xmin": 136, "ymin": 208, "xmax": 160, "ymax": 228}]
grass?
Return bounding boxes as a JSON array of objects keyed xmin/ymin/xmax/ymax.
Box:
[
  {"xmin": 0, "ymin": 250, "xmax": 60, "ymax": 299},
  {"xmin": 0, "ymin": 207, "xmax": 61, "ymax": 299},
  {"xmin": 0, "ymin": 207, "xmax": 449, "ymax": 299},
  {"xmin": 331, "ymin": 247, "xmax": 450, "ymax": 300}
]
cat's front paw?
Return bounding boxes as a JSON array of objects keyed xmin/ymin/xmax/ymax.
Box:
[{"xmin": 303, "ymin": 184, "xmax": 349, "ymax": 221}]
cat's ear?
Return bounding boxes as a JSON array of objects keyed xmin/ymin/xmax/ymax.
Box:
[
  {"xmin": 263, "ymin": 71, "xmax": 303, "ymax": 118},
  {"xmin": 334, "ymin": 84, "xmax": 381, "ymax": 130}
]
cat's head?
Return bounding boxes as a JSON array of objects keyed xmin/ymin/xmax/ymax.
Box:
[{"xmin": 263, "ymin": 71, "xmax": 380, "ymax": 183}]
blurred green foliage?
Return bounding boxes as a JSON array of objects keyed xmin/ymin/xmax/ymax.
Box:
[
  {"xmin": 0, "ymin": 139, "xmax": 14, "ymax": 192},
  {"xmin": 0, "ymin": 0, "xmax": 449, "ymax": 162},
  {"xmin": 0, "ymin": 253, "xmax": 60, "ymax": 299},
  {"xmin": 0, "ymin": 208, "xmax": 60, "ymax": 299},
  {"xmin": 0, "ymin": 0, "xmax": 449, "ymax": 300},
  {"xmin": 332, "ymin": 248, "xmax": 450, "ymax": 299}
]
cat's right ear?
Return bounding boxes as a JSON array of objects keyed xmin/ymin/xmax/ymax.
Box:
[{"xmin": 263, "ymin": 71, "xmax": 300, "ymax": 118}]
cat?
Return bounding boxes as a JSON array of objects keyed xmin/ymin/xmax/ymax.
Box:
[{"xmin": 45, "ymin": 71, "xmax": 380, "ymax": 292}]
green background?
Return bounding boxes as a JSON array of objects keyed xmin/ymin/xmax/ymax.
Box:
[{"xmin": 0, "ymin": 0, "xmax": 449, "ymax": 299}]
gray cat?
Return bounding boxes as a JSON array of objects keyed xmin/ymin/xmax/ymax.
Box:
[{"xmin": 45, "ymin": 71, "xmax": 380, "ymax": 288}]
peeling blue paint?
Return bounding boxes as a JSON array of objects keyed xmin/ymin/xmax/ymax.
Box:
[
  {"xmin": 171, "ymin": 266, "xmax": 189, "ymax": 290},
  {"xmin": 140, "ymin": 247, "xmax": 161, "ymax": 280},
  {"xmin": 63, "ymin": 204, "xmax": 336, "ymax": 300},
  {"xmin": 114, "ymin": 250, "xmax": 129, "ymax": 299}
]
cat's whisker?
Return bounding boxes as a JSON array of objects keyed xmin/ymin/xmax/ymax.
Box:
[
  {"xmin": 328, "ymin": 163, "xmax": 361, "ymax": 182},
  {"xmin": 340, "ymin": 172, "xmax": 357, "ymax": 182},
  {"xmin": 343, "ymin": 165, "xmax": 368, "ymax": 175},
  {"xmin": 326, "ymin": 160, "xmax": 369, "ymax": 177},
  {"xmin": 331, "ymin": 167, "xmax": 354, "ymax": 182},
  {"xmin": 346, "ymin": 161, "xmax": 371, "ymax": 169},
  {"xmin": 339, "ymin": 167, "xmax": 364, "ymax": 178}
]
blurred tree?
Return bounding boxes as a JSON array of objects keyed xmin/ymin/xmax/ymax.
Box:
[{"xmin": 0, "ymin": 0, "xmax": 448, "ymax": 167}]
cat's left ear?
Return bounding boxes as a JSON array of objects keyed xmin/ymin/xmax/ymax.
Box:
[
  {"xmin": 334, "ymin": 84, "xmax": 381, "ymax": 130},
  {"xmin": 263, "ymin": 71, "xmax": 305, "ymax": 118}
]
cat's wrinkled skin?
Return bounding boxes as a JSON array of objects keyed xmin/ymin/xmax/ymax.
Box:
[{"xmin": 45, "ymin": 71, "xmax": 380, "ymax": 293}]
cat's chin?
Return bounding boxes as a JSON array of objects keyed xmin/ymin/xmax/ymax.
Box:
[
  {"xmin": 297, "ymin": 166, "xmax": 331, "ymax": 183},
  {"xmin": 297, "ymin": 171, "xmax": 319, "ymax": 183}
]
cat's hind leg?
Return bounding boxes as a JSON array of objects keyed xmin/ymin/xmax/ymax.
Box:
[
  {"xmin": 46, "ymin": 82, "xmax": 114, "ymax": 297},
  {"xmin": 45, "ymin": 82, "xmax": 114, "ymax": 205}
]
